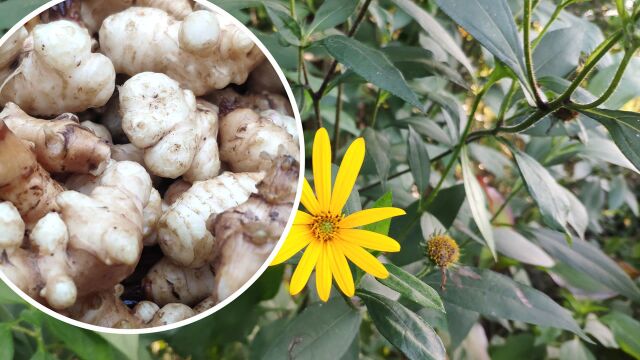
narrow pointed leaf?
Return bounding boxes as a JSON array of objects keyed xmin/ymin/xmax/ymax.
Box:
[
  {"xmin": 377, "ymin": 264, "xmax": 445, "ymax": 312},
  {"xmin": 407, "ymin": 126, "xmax": 431, "ymax": 195},
  {"xmin": 461, "ymin": 146, "xmax": 496, "ymax": 258},
  {"xmin": 358, "ymin": 290, "xmax": 446, "ymax": 360},
  {"xmin": 321, "ymin": 35, "xmax": 422, "ymax": 109}
]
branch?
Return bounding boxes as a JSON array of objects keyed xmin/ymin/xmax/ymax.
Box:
[{"xmin": 523, "ymin": 0, "xmax": 546, "ymax": 108}]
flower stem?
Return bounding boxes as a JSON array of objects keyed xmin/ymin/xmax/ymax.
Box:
[
  {"xmin": 569, "ymin": 47, "xmax": 637, "ymax": 110},
  {"xmin": 523, "ymin": 0, "xmax": 546, "ymax": 108}
]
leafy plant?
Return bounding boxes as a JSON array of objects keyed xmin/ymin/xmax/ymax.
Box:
[{"xmin": 2, "ymin": 0, "xmax": 640, "ymax": 359}]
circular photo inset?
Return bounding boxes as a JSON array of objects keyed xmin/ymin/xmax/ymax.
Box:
[{"xmin": 0, "ymin": 0, "xmax": 303, "ymax": 333}]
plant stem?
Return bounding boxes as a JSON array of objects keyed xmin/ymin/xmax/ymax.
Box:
[
  {"xmin": 569, "ymin": 47, "xmax": 637, "ymax": 109},
  {"xmin": 421, "ymin": 84, "xmax": 489, "ymax": 211},
  {"xmin": 289, "ymin": 0, "xmax": 296, "ymax": 19},
  {"xmin": 523, "ymin": 0, "xmax": 546, "ymax": 108},
  {"xmin": 550, "ymin": 30, "xmax": 623, "ymax": 107},
  {"xmin": 531, "ymin": 0, "xmax": 572, "ymax": 49},
  {"xmin": 332, "ymin": 84, "xmax": 343, "ymax": 159},
  {"xmin": 313, "ymin": 0, "xmax": 373, "ymax": 100},
  {"xmin": 491, "ymin": 183, "xmax": 523, "ymax": 223},
  {"xmin": 370, "ymin": 88, "xmax": 382, "ymax": 128},
  {"xmin": 496, "ymin": 81, "xmax": 519, "ymax": 128}
]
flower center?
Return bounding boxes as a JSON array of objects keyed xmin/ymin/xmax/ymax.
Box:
[{"xmin": 311, "ymin": 213, "xmax": 342, "ymax": 242}]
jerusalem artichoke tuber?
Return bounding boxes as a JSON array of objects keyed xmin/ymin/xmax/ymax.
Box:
[
  {"xmin": 0, "ymin": 201, "xmax": 24, "ymax": 254},
  {"xmin": 208, "ymin": 88, "xmax": 293, "ymax": 117},
  {"xmin": 80, "ymin": 0, "xmax": 193, "ymax": 33},
  {"xmin": 0, "ymin": 20, "xmax": 116, "ymax": 116},
  {"xmin": 100, "ymin": 8, "xmax": 263, "ymax": 96},
  {"xmin": 219, "ymin": 108, "xmax": 299, "ymax": 173},
  {"xmin": 211, "ymin": 156, "xmax": 299, "ymax": 300},
  {"xmin": 157, "ymin": 172, "xmax": 264, "ymax": 268},
  {"xmin": 119, "ymin": 72, "xmax": 220, "ymax": 180},
  {"xmin": 1, "ymin": 102, "xmax": 111, "ymax": 175},
  {"xmin": 143, "ymin": 258, "xmax": 215, "ymax": 306},
  {"xmin": 0, "ymin": 121, "xmax": 63, "ymax": 228}
]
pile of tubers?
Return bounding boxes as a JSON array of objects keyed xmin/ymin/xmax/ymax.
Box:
[{"xmin": 0, "ymin": 0, "xmax": 300, "ymax": 329}]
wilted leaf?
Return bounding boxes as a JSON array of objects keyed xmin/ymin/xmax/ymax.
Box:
[
  {"xmin": 359, "ymin": 290, "xmax": 446, "ymax": 360},
  {"xmin": 321, "ymin": 35, "xmax": 423, "ymax": 108},
  {"xmin": 378, "ymin": 264, "xmax": 444, "ymax": 312}
]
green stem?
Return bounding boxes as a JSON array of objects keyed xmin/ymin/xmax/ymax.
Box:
[
  {"xmin": 370, "ymin": 89, "xmax": 383, "ymax": 128},
  {"xmin": 332, "ymin": 84, "xmax": 343, "ymax": 160},
  {"xmin": 11, "ymin": 324, "xmax": 38, "ymax": 338},
  {"xmin": 550, "ymin": 30, "xmax": 623, "ymax": 107},
  {"xmin": 289, "ymin": 0, "xmax": 296, "ymax": 19},
  {"xmin": 421, "ymin": 85, "xmax": 489, "ymax": 211},
  {"xmin": 496, "ymin": 81, "xmax": 519, "ymax": 128},
  {"xmin": 491, "ymin": 183, "xmax": 523, "ymax": 223},
  {"xmin": 523, "ymin": 0, "xmax": 546, "ymax": 108},
  {"xmin": 569, "ymin": 47, "xmax": 637, "ymax": 110}
]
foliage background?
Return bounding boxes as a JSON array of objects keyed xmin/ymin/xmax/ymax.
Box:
[{"xmin": 1, "ymin": 0, "xmax": 640, "ymax": 359}]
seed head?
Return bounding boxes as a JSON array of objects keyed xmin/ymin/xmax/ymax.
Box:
[{"xmin": 426, "ymin": 234, "xmax": 459, "ymax": 268}]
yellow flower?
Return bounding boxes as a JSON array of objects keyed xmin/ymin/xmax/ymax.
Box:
[{"xmin": 271, "ymin": 128, "xmax": 405, "ymax": 301}]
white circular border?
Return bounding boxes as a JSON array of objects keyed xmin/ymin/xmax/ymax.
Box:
[{"xmin": 0, "ymin": 0, "xmax": 305, "ymax": 335}]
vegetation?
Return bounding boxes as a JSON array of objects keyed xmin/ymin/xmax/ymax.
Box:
[{"xmin": 1, "ymin": 0, "xmax": 640, "ymax": 359}]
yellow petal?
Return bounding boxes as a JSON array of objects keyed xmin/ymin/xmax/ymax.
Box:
[
  {"xmin": 330, "ymin": 137, "xmax": 365, "ymax": 214},
  {"xmin": 271, "ymin": 225, "xmax": 312, "ymax": 265},
  {"xmin": 290, "ymin": 241, "xmax": 321, "ymax": 295},
  {"xmin": 338, "ymin": 229, "xmax": 401, "ymax": 252},
  {"xmin": 340, "ymin": 241, "xmax": 389, "ymax": 278},
  {"xmin": 313, "ymin": 128, "xmax": 332, "ymax": 210},
  {"xmin": 315, "ymin": 242, "xmax": 333, "ymax": 301},
  {"xmin": 340, "ymin": 207, "xmax": 406, "ymax": 229},
  {"xmin": 328, "ymin": 242, "xmax": 355, "ymax": 297},
  {"xmin": 301, "ymin": 178, "xmax": 321, "ymax": 215},
  {"xmin": 293, "ymin": 210, "xmax": 314, "ymax": 225}
]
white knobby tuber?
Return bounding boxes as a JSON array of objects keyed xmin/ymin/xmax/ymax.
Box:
[
  {"xmin": 31, "ymin": 213, "xmax": 77, "ymax": 309},
  {"xmin": 100, "ymin": 8, "xmax": 263, "ymax": 96},
  {"xmin": 0, "ymin": 20, "xmax": 116, "ymax": 116},
  {"xmin": 219, "ymin": 108, "xmax": 299, "ymax": 173},
  {"xmin": 0, "ymin": 27, "xmax": 28, "ymax": 82},
  {"xmin": 0, "ymin": 122, "xmax": 63, "ymax": 228},
  {"xmin": 158, "ymin": 172, "xmax": 264, "ymax": 268},
  {"xmin": 1, "ymin": 102, "xmax": 111, "ymax": 175},
  {"xmin": 143, "ymin": 188, "xmax": 162, "ymax": 246},
  {"xmin": 0, "ymin": 201, "xmax": 24, "ymax": 254},
  {"xmin": 143, "ymin": 258, "xmax": 215, "ymax": 306},
  {"xmin": 119, "ymin": 72, "xmax": 220, "ymax": 181},
  {"xmin": 80, "ymin": 0, "xmax": 193, "ymax": 33},
  {"xmin": 207, "ymin": 88, "xmax": 293, "ymax": 117},
  {"xmin": 81, "ymin": 120, "xmax": 113, "ymax": 144}
]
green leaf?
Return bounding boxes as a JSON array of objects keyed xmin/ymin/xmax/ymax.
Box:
[
  {"xmin": 0, "ymin": 0, "xmax": 48, "ymax": 34},
  {"xmin": 434, "ymin": 0, "xmax": 531, "ymax": 97},
  {"xmin": 424, "ymin": 267, "xmax": 587, "ymax": 338},
  {"xmin": 559, "ymin": 339, "xmax": 595, "ymax": 360},
  {"xmin": 580, "ymin": 109, "xmax": 640, "ymax": 172},
  {"xmin": 461, "ymin": 146, "xmax": 496, "ymax": 258},
  {"xmin": 377, "ymin": 264, "xmax": 444, "ymax": 312},
  {"xmin": 362, "ymin": 128, "xmax": 391, "ymax": 189},
  {"xmin": 512, "ymin": 148, "xmax": 571, "ymax": 236},
  {"xmin": 407, "ymin": 126, "xmax": 431, "ymax": 195},
  {"xmin": 363, "ymin": 192, "xmax": 393, "ymax": 236},
  {"xmin": 265, "ymin": 6, "xmax": 302, "ymax": 46},
  {"xmin": 493, "ymin": 227, "xmax": 555, "ymax": 267},
  {"xmin": 0, "ymin": 280, "xmax": 25, "ymax": 304},
  {"xmin": 588, "ymin": 57, "xmax": 640, "ymax": 109},
  {"xmin": 306, "ymin": 0, "xmax": 358, "ymax": 36},
  {"xmin": 0, "ymin": 324, "xmax": 14, "ymax": 360},
  {"xmin": 580, "ymin": 136, "xmax": 639, "ymax": 174},
  {"xmin": 99, "ymin": 334, "xmax": 139, "ymax": 360},
  {"xmin": 531, "ymin": 228, "xmax": 640, "ymax": 303},
  {"xmin": 262, "ymin": 298, "xmax": 361, "ymax": 359},
  {"xmin": 43, "ymin": 316, "xmax": 119, "ymax": 360},
  {"xmin": 382, "ymin": 46, "xmax": 467, "ymax": 87},
  {"xmin": 391, "ymin": 0, "xmax": 474, "ymax": 76},
  {"xmin": 602, "ymin": 312, "xmax": 640, "ymax": 358},
  {"xmin": 320, "ymin": 35, "xmax": 422, "ymax": 109},
  {"xmin": 358, "ymin": 290, "xmax": 446, "ymax": 360}
]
